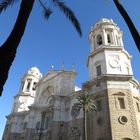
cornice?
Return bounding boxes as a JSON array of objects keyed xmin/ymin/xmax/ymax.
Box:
[
  {"xmin": 87, "ymin": 46, "xmax": 123, "ymax": 66},
  {"xmin": 87, "ymin": 47, "xmax": 131, "ymax": 66},
  {"xmin": 83, "ymin": 74, "xmax": 133, "ymax": 88},
  {"xmin": 37, "ymin": 70, "xmax": 77, "ymax": 87},
  {"xmin": 6, "ymin": 111, "xmax": 29, "ymax": 119},
  {"xmin": 14, "ymin": 92, "xmax": 35, "ymax": 98}
]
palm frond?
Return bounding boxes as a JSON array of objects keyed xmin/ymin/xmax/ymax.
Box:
[
  {"xmin": 39, "ymin": 0, "xmax": 53, "ymax": 20},
  {"xmin": 43, "ymin": 7, "xmax": 53, "ymax": 19},
  {"xmin": 51, "ymin": 0, "xmax": 82, "ymax": 36},
  {"xmin": 77, "ymin": 93, "xmax": 96, "ymax": 112},
  {"xmin": 0, "ymin": 0, "xmax": 18, "ymax": 13}
]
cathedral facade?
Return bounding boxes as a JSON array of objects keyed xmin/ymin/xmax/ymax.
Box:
[{"xmin": 2, "ymin": 18, "xmax": 140, "ymax": 140}]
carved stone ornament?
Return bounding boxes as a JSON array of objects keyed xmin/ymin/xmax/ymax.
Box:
[
  {"xmin": 69, "ymin": 127, "xmax": 81, "ymax": 140},
  {"xmin": 109, "ymin": 58, "xmax": 120, "ymax": 68},
  {"xmin": 45, "ymin": 96, "xmax": 55, "ymax": 106},
  {"xmin": 71, "ymin": 103, "xmax": 81, "ymax": 118},
  {"xmin": 46, "ymin": 130, "xmax": 52, "ymax": 139},
  {"xmin": 38, "ymin": 91, "xmax": 54, "ymax": 105}
]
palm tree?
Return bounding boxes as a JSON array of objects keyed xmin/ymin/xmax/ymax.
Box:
[
  {"xmin": 113, "ymin": 0, "xmax": 140, "ymax": 52},
  {"xmin": 77, "ymin": 93, "xmax": 96, "ymax": 140},
  {"xmin": 0, "ymin": 0, "xmax": 82, "ymax": 96}
]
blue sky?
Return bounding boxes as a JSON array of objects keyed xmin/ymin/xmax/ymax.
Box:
[{"xmin": 0, "ymin": 0, "xmax": 140, "ymax": 138}]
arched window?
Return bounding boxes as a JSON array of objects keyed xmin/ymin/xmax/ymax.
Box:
[
  {"xmin": 21, "ymin": 81, "xmax": 25, "ymax": 91},
  {"xmin": 97, "ymin": 34, "xmax": 102, "ymax": 46},
  {"xmin": 32, "ymin": 82, "xmax": 37, "ymax": 91},
  {"xmin": 96, "ymin": 65, "xmax": 102, "ymax": 76},
  {"xmin": 107, "ymin": 34, "xmax": 111, "ymax": 43},
  {"xmin": 26, "ymin": 79, "xmax": 32, "ymax": 92}
]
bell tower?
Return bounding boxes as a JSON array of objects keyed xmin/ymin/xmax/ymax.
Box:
[
  {"xmin": 12, "ymin": 67, "xmax": 42, "ymax": 112},
  {"xmin": 19, "ymin": 67, "xmax": 42, "ymax": 96},
  {"xmin": 84, "ymin": 18, "xmax": 140, "ymax": 140},
  {"xmin": 87, "ymin": 18, "xmax": 133, "ymax": 80}
]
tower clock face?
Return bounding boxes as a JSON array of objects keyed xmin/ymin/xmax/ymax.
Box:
[
  {"xmin": 109, "ymin": 59, "xmax": 119, "ymax": 68},
  {"xmin": 109, "ymin": 57, "xmax": 120, "ymax": 68}
]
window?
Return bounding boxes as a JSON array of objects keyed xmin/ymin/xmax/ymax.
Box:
[
  {"xmin": 97, "ymin": 35, "xmax": 102, "ymax": 46},
  {"xmin": 119, "ymin": 116, "xmax": 128, "ymax": 125},
  {"xmin": 107, "ymin": 34, "xmax": 111, "ymax": 43},
  {"xmin": 136, "ymin": 102, "xmax": 140, "ymax": 112},
  {"xmin": 23, "ymin": 122, "xmax": 27, "ymax": 130},
  {"xmin": 32, "ymin": 82, "xmax": 37, "ymax": 91},
  {"xmin": 4, "ymin": 124, "xmax": 9, "ymax": 134},
  {"xmin": 96, "ymin": 65, "xmax": 102, "ymax": 76},
  {"xmin": 96, "ymin": 100, "xmax": 102, "ymax": 111},
  {"xmin": 27, "ymin": 82, "xmax": 31, "ymax": 90},
  {"xmin": 39, "ymin": 112, "xmax": 53, "ymax": 130},
  {"xmin": 44, "ymin": 117, "xmax": 49, "ymax": 129},
  {"xmin": 118, "ymin": 98, "xmax": 125, "ymax": 109},
  {"xmin": 21, "ymin": 81, "xmax": 25, "ymax": 91},
  {"xmin": 26, "ymin": 79, "xmax": 32, "ymax": 92},
  {"xmin": 40, "ymin": 112, "xmax": 46, "ymax": 129},
  {"xmin": 36, "ymin": 122, "xmax": 40, "ymax": 130}
]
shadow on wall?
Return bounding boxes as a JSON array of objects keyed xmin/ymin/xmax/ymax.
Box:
[{"xmin": 122, "ymin": 138, "xmax": 133, "ymax": 140}]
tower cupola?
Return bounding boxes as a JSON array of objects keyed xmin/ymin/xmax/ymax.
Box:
[
  {"xmin": 88, "ymin": 18, "xmax": 123, "ymax": 53},
  {"xmin": 12, "ymin": 67, "xmax": 42, "ymax": 112},
  {"xmin": 19, "ymin": 67, "xmax": 42, "ymax": 96},
  {"xmin": 87, "ymin": 18, "xmax": 133, "ymax": 80}
]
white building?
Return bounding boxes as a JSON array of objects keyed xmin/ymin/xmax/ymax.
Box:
[{"xmin": 2, "ymin": 18, "xmax": 140, "ymax": 140}]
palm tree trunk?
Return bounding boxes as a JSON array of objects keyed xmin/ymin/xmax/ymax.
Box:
[
  {"xmin": 0, "ymin": 0, "xmax": 35, "ymax": 96},
  {"xmin": 113, "ymin": 0, "xmax": 140, "ymax": 52},
  {"xmin": 84, "ymin": 109, "xmax": 87, "ymax": 140}
]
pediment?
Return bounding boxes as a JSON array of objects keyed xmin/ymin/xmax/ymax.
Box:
[
  {"xmin": 38, "ymin": 71, "xmax": 60, "ymax": 85},
  {"xmin": 133, "ymin": 96, "xmax": 140, "ymax": 101},
  {"xmin": 113, "ymin": 92, "xmax": 126, "ymax": 96}
]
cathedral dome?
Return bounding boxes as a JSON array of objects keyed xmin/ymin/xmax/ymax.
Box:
[
  {"xmin": 96, "ymin": 18, "xmax": 116, "ymax": 25},
  {"xmin": 27, "ymin": 67, "xmax": 42, "ymax": 79},
  {"xmin": 91, "ymin": 18, "xmax": 119, "ymax": 31}
]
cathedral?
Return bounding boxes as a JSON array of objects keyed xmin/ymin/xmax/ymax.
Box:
[{"xmin": 2, "ymin": 18, "xmax": 140, "ymax": 140}]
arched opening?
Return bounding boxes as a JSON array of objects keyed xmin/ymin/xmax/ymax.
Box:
[
  {"xmin": 32, "ymin": 82, "xmax": 37, "ymax": 91},
  {"xmin": 107, "ymin": 33, "xmax": 111, "ymax": 43},
  {"xmin": 97, "ymin": 34, "xmax": 102, "ymax": 46},
  {"xmin": 21, "ymin": 81, "xmax": 25, "ymax": 91},
  {"xmin": 25, "ymin": 79, "xmax": 32, "ymax": 92}
]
